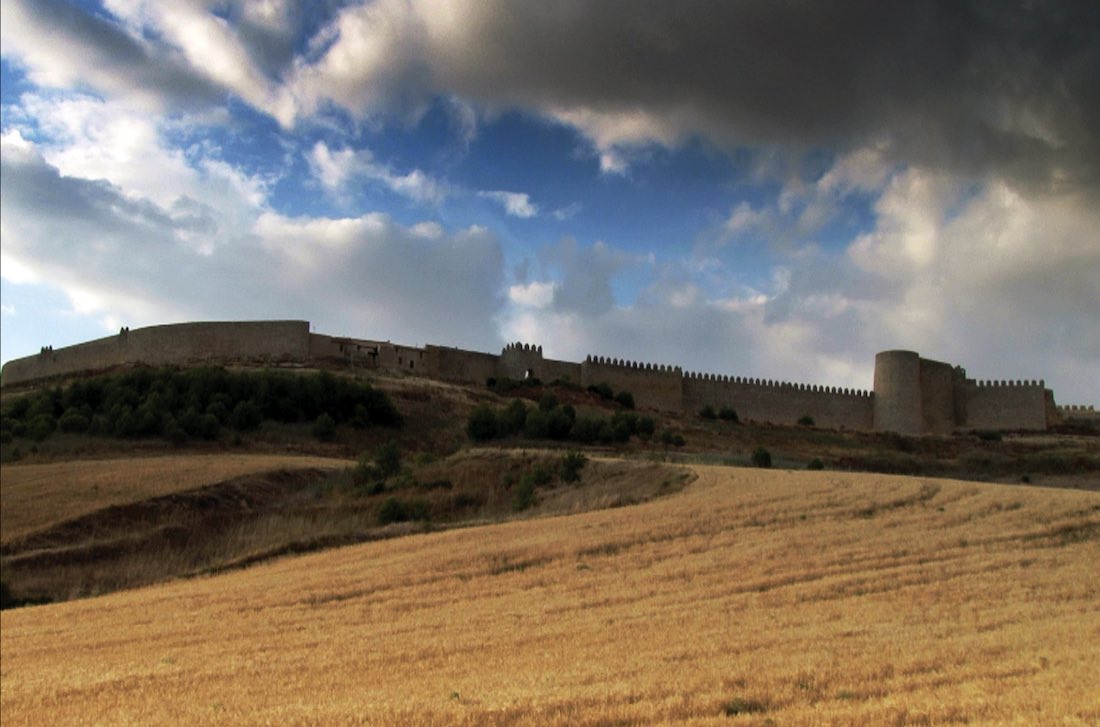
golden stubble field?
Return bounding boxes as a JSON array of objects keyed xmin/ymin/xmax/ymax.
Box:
[
  {"xmin": 2, "ymin": 464, "xmax": 1098, "ymax": 726},
  {"xmin": 0, "ymin": 454, "xmax": 353, "ymax": 543}
]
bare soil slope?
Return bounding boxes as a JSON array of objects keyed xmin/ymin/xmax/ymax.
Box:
[
  {"xmin": 2, "ymin": 466, "xmax": 1097, "ymax": 726},
  {"xmin": 0, "ymin": 454, "xmax": 352, "ymax": 543}
]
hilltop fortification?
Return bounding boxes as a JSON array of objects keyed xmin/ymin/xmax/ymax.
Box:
[{"xmin": 3, "ymin": 320, "xmax": 1086, "ymax": 434}]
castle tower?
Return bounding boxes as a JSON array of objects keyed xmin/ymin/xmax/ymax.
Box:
[{"xmin": 873, "ymin": 350, "xmax": 922, "ymax": 435}]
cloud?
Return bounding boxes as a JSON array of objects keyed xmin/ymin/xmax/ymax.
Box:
[
  {"xmin": 1, "ymin": 0, "xmax": 224, "ymax": 113},
  {"xmin": 308, "ymin": 141, "xmax": 448, "ymax": 205},
  {"xmin": 478, "ymin": 190, "xmax": 538, "ymax": 218},
  {"xmin": 0, "ymin": 132, "xmax": 506, "ymax": 352},
  {"xmin": 285, "ymin": 0, "xmax": 1100, "ymax": 190}
]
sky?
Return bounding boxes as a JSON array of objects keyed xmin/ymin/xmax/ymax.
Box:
[{"xmin": 1, "ymin": 0, "xmax": 1097, "ymax": 405}]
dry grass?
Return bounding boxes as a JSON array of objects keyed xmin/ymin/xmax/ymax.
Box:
[
  {"xmin": 2, "ymin": 465, "xmax": 1098, "ymax": 725},
  {"xmin": 0, "ymin": 454, "xmax": 352, "ymax": 543}
]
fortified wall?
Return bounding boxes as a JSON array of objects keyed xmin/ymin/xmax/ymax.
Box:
[
  {"xmin": 1, "ymin": 321, "xmax": 1078, "ymax": 434},
  {"xmin": 0, "ymin": 321, "xmax": 312, "ymax": 387}
]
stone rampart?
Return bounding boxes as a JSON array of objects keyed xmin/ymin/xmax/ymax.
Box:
[
  {"xmin": 581, "ymin": 356, "xmax": 683, "ymax": 412},
  {"xmin": 2, "ymin": 321, "xmax": 310, "ymax": 387},
  {"xmin": 962, "ymin": 379, "xmax": 1050, "ymax": 431},
  {"xmin": 2, "ymin": 319, "xmax": 1083, "ymax": 434},
  {"xmin": 683, "ymin": 374, "xmax": 873, "ymax": 429},
  {"xmin": 427, "ymin": 345, "xmax": 500, "ymax": 384}
]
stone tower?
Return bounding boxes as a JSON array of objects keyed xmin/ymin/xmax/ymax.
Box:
[{"xmin": 873, "ymin": 350, "xmax": 922, "ymax": 435}]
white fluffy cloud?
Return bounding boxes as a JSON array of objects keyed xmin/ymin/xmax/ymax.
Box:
[
  {"xmin": 478, "ymin": 190, "xmax": 538, "ymax": 218},
  {"xmin": 0, "ymin": 129, "xmax": 505, "ymax": 352},
  {"xmin": 307, "ymin": 141, "xmax": 448, "ymax": 205}
]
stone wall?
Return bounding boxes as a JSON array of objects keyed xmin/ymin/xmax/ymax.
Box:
[
  {"xmin": 683, "ymin": 374, "xmax": 874, "ymax": 429},
  {"xmin": 581, "ymin": 356, "xmax": 683, "ymax": 412},
  {"xmin": 919, "ymin": 358, "xmax": 959, "ymax": 434},
  {"xmin": 2, "ymin": 321, "xmax": 311, "ymax": 387},
  {"xmin": 427, "ymin": 345, "xmax": 500, "ymax": 385},
  {"xmin": 2, "ymin": 319, "xmax": 1080, "ymax": 434},
  {"xmin": 963, "ymin": 380, "xmax": 1050, "ymax": 431}
]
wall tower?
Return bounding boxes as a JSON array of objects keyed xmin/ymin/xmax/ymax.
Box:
[{"xmin": 873, "ymin": 350, "xmax": 923, "ymax": 435}]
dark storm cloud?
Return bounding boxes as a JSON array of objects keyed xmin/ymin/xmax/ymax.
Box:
[
  {"xmin": 1, "ymin": 0, "xmax": 225, "ymax": 109},
  {"xmin": 300, "ymin": 0, "xmax": 1100, "ymax": 189}
]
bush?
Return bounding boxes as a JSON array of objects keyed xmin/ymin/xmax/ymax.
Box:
[
  {"xmin": 718, "ymin": 407, "xmax": 739, "ymax": 422},
  {"xmin": 27, "ymin": 414, "xmax": 56, "ymax": 442},
  {"xmin": 498, "ymin": 399, "xmax": 528, "ymax": 437},
  {"xmin": 587, "ymin": 382, "xmax": 614, "ymax": 400},
  {"xmin": 660, "ymin": 430, "xmax": 686, "ymax": 447},
  {"xmin": 752, "ymin": 446, "xmax": 772, "ymax": 468},
  {"xmin": 614, "ymin": 391, "xmax": 635, "ymax": 409},
  {"xmin": 377, "ymin": 496, "xmax": 430, "ymax": 525},
  {"xmin": 561, "ymin": 451, "xmax": 587, "ymax": 483},
  {"xmin": 58, "ymin": 409, "xmax": 90, "ymax": 434},
  {"xmin": 511, "ymin": 479, "xmax": 538, "ymax": 512},
  {"xmin": 798, "ymin": 415, "xmax": 815, "ymax": 427},
  {"xmin": 699, "ymin": 405, "xmax": 717, "ymax": 420},
  {"xmin": 312, "ymin": 412, "xmax": 337, "ymax": 441},
  {"xmin": 230, "ymin": 400, "xmax": 262, "ymax": 431},
  {"xmin": 374, "ymin": 440, "xmax": 402, "ymax": 479},
  {"xmin": 807, "ymin": 458, "xmax": 825, "ymax": 470},
  {"xmin": 637, "ymin": 416, "xmax": 656, "ymax": 439},
  {"xmin": 538, "ymin": 392, "xmax": 559, "ymax": 412},
  {"xmin": 523, "ymin": 408, "xmax": 551, "ymax": 439},
  {"xmin": 467, "ymin": 405, "xmax": 498, "ymax": 441},
  {"xmin": 571, "ymin": 415, "xmax": 604, "ymax": 444}
]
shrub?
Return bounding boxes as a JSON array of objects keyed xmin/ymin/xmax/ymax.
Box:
[
  {"xmin": 718, "ymin": 407, "xmax": 739, "ymax": 422},
  {"xmin": 571, "ymin": 415, "xmax": 604, "ymax": 443},
  {"xmin": 467, "ymin": 405, "xmax": 498, "ymax": 441},
  {"xmin": 312, "ymin": 412, "xmax": 337, "ymax": 441},
  {"xmin": 511, "ymin": 479, "xmax": 538, "ymax": 512},
  {"xmin": 976, "ymin": 429, "xmax": 1003, "ymax": 442},
  {"xmin": 798, "ymin": 415, "xmax": 815, "ymax": 427},
  {"xmin": 230, "ymin": 400, "xmax": 262, "ymax": 431},
  {"xmin": 807, "ymin": 458, "xmax": 825, "ymax": 470},
  {"xmin": 377, "ymin": 497, "xmax": 430, "ymax": 525},
  {"xmin": 637, "ymin": 416, "xmax": 656, "ymax": 439},
  {"xmin": 614, "ymin": 391, "xmax": 635, "ymax": 409},
  {"xmin": 660, "ymin": 430, "xmax": 685, "ymax": 447},
  {"xmin": 523, "ymin": 408, "xmax": 551, "ymax": 439},
  {"xmin": 699, "ymin": 405, "xmax": 717, "ymax": 420},
  {"xmin": 498, "ymin": 399, "xmax": 528, "ymax": 437},
  {"xmin": 752, "ymin": 446, "xmax": 772, "ymax": 468},
  {"xmin": 199, "ymin": 413, "xmax": 221, "ymax": 440},
  {"xmin": 58, "ymin": 409, "xmax": 90, "ymax": 434},
  {"xmin": 538, "ymin": 392, "xmax": 559, "ymax": 412},
  {"xmin": 587, "ymin": 382, "xmax": 614, "ymax": 400},
  {"xmin": 561, "ymin": 451, "xmax": 587, "ymax": 483},
  {"xmin": 546, "ymin": 408, "xmax": 574, "ymax": 440},
  {"xmin": 374, "ymin": 440, "xmax": 402, "ymax": 479},
  {"xmin": 27, "ymin": 414, "xmax": 56, "ymax": 442}
]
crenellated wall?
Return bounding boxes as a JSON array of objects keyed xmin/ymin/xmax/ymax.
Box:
[
  {"xmin": 683, "ymin": 373, "xmax": 873, "ymax": 429},
  {"xmin": 2, "ymin": 319, "xmax": 1083, "ymax": 434},
  {"xmin": 963, "ymin": 379, "xmax": 1051, "ymax": 431},
  {"xmin": 2, "ymin": 321, "xmax": 311, "ymax": 387},
  {"xmin": 581, "ymin": 356, "xmax": 683, "ymax": 412}
]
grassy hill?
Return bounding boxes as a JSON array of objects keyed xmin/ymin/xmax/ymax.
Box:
[
  {"xmin": 0, "ymin": 366, "xmax": 1098, "ymax": 724},
  {"xmin": 1, "ymin": 466, "xmax": 1097, "ymax": 725}
]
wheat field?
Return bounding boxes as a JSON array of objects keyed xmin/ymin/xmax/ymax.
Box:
[
  {"xmin": 2, "ymin": 464, "xmax": 1098, "ymax": 725},
  {"xmin": 0, "ymin": 454, "xmax": 352, "ymax": 543}
]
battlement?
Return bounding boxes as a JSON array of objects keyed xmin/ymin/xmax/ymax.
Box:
[
  {"xmin": 683, "ymin": 372, "xmax": 872, "ymax": 397},
  {"xmin": 972, "ymin": 379, "xmax": 1045, "ymax": 388},
  {"xmin": 502, "ymin": 342, "xmax": 543, "ymax": 355},
  {"xmin": 584, "ymin": 355, "xmax": 681, "ymax": 374},
  {"xmin": 1, "ymin": 319, "xmax": 1083, "ymax": 434}
]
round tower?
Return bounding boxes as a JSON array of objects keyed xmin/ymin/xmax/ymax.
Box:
[{"xmin": 873, "ymin": 350, "xmax": 922, "ymax": 434}]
